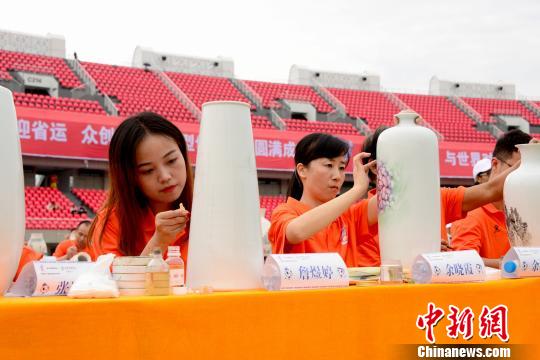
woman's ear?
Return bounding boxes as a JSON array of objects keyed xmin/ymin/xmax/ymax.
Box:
[
  {"xmin": 490, "ymin": 157, "xmax": 499, "ymax": 174},
  {"xmin": 296, "ymin": 163, "xmax": 307, "ymax": 180}
]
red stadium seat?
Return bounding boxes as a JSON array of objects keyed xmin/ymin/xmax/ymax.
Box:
[
  {"xmin": 81, "ymin": 62, "xmax": 197, "ymax": 123},
  {"xmin": 397, "ymin": 94, "xmax": 495, "ymax": 143},
  {"xmin": 245, "ymin": 80, "xmax": 334, "ymax": 113},
  {"xmin": 464, "ymin": 97, "xmax": 540, "ymax": 126},
  {"xmin": 24, "ymin": 186, "xmax": 87, "ymax": 230},
  {"xmin": 0, "ymin": 49, "xmax": 82, "ymax": 88}
]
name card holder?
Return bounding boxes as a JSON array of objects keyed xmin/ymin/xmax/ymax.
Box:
[
  {"xmin": 412, "ymin": 250, "xmax": 485, "ymax": 284},
  {"xmin": 262, "ymin": 253, "xmax": 349, "ymax": 291},
  {"xmin": 502, "ymin": 247, "xmax": 540, "ymax": 279},
  {"xmin": 6, "ymin": 260, "xmax": 94, "ymax": 297}
]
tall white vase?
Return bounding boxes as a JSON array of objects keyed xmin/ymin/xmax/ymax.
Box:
[
  {"xmin": 186, "ymin": 101, "xmax": 264, "ymax": 291},
  {"xmin": 503, "ymin": 143, "xmax": 540, "ymax": 247},
  {"xmin": 377, "ymin": 110, "xmax": 441, "ymax": 269},
  {"xmin": 0, "ymin": 86, "xmax": 25, "ymax": 294}
]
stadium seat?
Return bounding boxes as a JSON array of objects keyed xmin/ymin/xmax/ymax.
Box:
[
  {"xmin": 82, "ymin": 62, "xmax": 197, "ymax": 123},
  {"xmin": 327, "ymin": 88, "xmax": 401, "ymax": 129},
  {"xmin": 259, "ymin": 195, "xmax": 287, "ymax": 219},
  {"xmin": 463, "ymin": 97, "xmax": 540, "ymax": 126},
  {"xmin": 397, "ymin": 93, "xmax": 495, "ymax": 143},
  {"xmin": 25, "ymin": 187, "xmax": 88, "ymax": 230},
  {"xmin": 13, "ymin": 92, "xmax": 105, "ymax": 114},
  {"xmin": 245, "ymin": 80, "xmax": 334, "ymax": 113},
  {"xmin": 283, "ymin": 119, "xmax": 359, "ymax": 135},
  {"xmin": 0, "ymin": 49, "xmax": 81, "ymax": 88}
]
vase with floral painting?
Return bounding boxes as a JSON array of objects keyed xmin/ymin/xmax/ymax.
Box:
[{"xmin": 377, "ymin": 110, "xmax": 441, "ymax": 270}]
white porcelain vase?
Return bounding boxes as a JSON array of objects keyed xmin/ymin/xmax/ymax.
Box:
[
  {"xmin": 376, "ymin": 110, "xmax": 441, "ymax": 269},
  {"xmin": 0, "ymin": 86, "xmax": 25, "ymax": 294},
  {"xmin": 503, "ymin": 143, "xmax": 540, "ymax": 247},
  {"xmin": 186, "ymin": 101, "xmax": 264, "ymax": 291}
]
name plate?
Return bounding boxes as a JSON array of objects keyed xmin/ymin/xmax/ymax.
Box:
[
  {"xmin": 6, "ymin": 260, "xmax": 94, "ymax": 297},
  {"xmin": 262, "ymin": 253, "xmax": 349, "ymax": 291},
  {"xmin": 502, "ymin": 247, "xmax": 540, "ymax": 278},
  {"xmin": 412, "ymin": 250, "xmax": 485, "ymax": 284}
]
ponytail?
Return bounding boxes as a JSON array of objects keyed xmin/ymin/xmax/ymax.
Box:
[{"xmin": 287, "ymin": 170, "xmax": 303, "ymax": 200}]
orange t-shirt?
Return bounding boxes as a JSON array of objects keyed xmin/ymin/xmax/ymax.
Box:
[
  {"xmin": 53, "ymin": 239, "xmax": 95, "ymax": 259},
  {"xmin": 53, "ymin": 239, "xmax": 76, "ymax": 257},
  {"xmin": 450, "ymin": 203, "xmax": 509, "ymax": 259},
  {"xmin": 268, "ymin": 197, "xmax": 371, "ymax": 267},
  {"xmin": 90, "ymin": 207, "xmax": 188, "ymax": 264},
  {"xmin": 355, "ymin": 187, "xmax": 467, "ymax": 266},
  {"xmin": 14, "ymin": 246, "xmax": 43, "ymax": 281},
  {"xmin": 440, "ymin": 187, "xmax": 467, "ymax": 237}
]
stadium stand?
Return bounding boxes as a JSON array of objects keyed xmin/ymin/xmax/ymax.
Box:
[
  {"xmin": 2, "ymin": 48, "xmax": 535, "ymax": 139},
  {"xmin": 463, "ymin": 97, "xmax": 539, "ymax": 125},
  {"xmin": 244, "ymin": 80, "xmax": 334, "ymax": 113},
  {"xmin": 3, "ymin": 37, "xmax": 540, "ymax": 233},
  {"xmin": 0, "ymin": 49, "xmax": 81, "ymax": 88},
  {"xmin": 327, "ymin": 88, "xmax": 401, "ymax": 128},
  {"xmin": 82, "ymin": 62, "xmax": 197, "ymax": 122},
  {"xmin": 251, "ymin": 115, "xmax": 275, "ymax": 129},
  {"xmin": 13, "ymin": 92, "xmax": 105, "ymax": 114},
  {"xmin": 397, "ymin": 94, "xmax": 494, "ymax": 143},
  {"xmin": 259, "ymin": 195, "xmax": 287, "ymax": 220},
  {"xmin": 72, "ymin": 188, "xmax": 107, "ymax": 213},
  {"xmin": 166, "ymin": 72, "xmax": 255, "ymax": 110},
  {"xmin": 25, "ymin": 187, "xmax": 88, "ymax": 230},
  {"xmin": 283, "ymin": 119, "xmax": 359, "ymax": 135}
]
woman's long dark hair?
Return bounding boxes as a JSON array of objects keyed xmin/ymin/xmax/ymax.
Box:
[
  {"xmin": 287, "ymin": 133, "xmax": 350, "ymax": 200},
  {"xmin": 88, "ymin": 112, "xmax": 194, "ymax": 256}
]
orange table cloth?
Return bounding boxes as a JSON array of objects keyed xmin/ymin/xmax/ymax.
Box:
[{"xmin": 1, "ymin": 278, "xmax": 539, "ymax": 359}]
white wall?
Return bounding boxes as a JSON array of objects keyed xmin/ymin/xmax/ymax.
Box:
[
  {"xmin": 132, "ymin": 46, "xmax": 234, "ymax": 77},
  {"xmin": 0, "ymin": 29, "xmax": 65, "ymax": 57},
  {"xmin": 429, "ymin": 76, "xmax": 515, "ymax": 99},
  {"xmin": 289, "ymin": 64, "xmax": 380, "ymax": 90}
]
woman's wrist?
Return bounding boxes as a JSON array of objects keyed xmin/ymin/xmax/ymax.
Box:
[
  {"xmin": 141, "ymin": 235, "xmax": 163, "ymax": 256},
  {"xmin": 349, "ymin": 185, "xmax": 367, "ymax": 201}
]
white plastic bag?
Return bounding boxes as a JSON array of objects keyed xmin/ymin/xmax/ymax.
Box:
[{"xmin": 68, "ymin": 253, "xmax": 119, "ymax": 298}]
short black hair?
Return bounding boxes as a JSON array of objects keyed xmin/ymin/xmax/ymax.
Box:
[
  {"xmin": 493, "ymin": 129, "xmax": 532, "ymax": 161},
  {"xmin": 361, "ymin": 126, "xmax": 389, "ymax": 164},
  {"xmin": 77, "ymin": 220, "xmax": 91, "ymax": 229},
  {"xmin": 287, "ymin": 133, "xmax": 350, "ymax": 200}
]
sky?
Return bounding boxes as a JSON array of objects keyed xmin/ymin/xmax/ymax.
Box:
[{"xmin": 3, "ymin": 0, "xmax": 540, "ymax": 98}]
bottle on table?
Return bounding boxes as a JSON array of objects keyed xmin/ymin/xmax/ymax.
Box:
[
  {"xmin": 145, "ymin": 248, "xmax": 169, "ymax": 296},
  {"xmin": 166, "ymin": 246, "xmax": 185, "ymax": 295}
]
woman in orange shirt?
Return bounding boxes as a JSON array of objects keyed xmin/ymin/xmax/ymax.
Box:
[
  {"xmin": 268, "ymin": 133, "xmax": 377, "ymax": 267},
  {"xmin": 88, "ymin": 112, "xmax": 193, "ymax": 262}
]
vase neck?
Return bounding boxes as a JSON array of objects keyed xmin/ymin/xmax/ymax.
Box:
[
  {"xmin": 516, "ymin": 144, "xmax": 540, "ymax": 165},
  {"xmin": 395, "ymin": 113, "xmax": 417, "ymax": 126}
]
